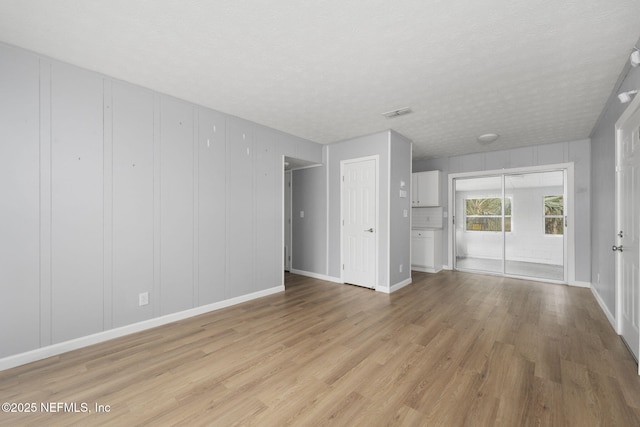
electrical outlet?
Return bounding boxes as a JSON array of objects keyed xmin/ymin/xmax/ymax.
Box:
[
  {"xmin": 597, "ymin": 273, "xmax": 600, "ymax": 284},
  {"xmin": 139, "ymin": 292, "xmax": 149, "ymax": 306},
  {"xmin": 399, "ymin": 264, "xmax": 403, "ymax": 273}
]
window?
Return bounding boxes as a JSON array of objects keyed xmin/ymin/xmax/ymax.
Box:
[
  {"xmin": 465, "ymin": 197, "xmax": 511, "ymax": 232},
  {"xmin": 544, "ymin": 195, "xmax": 564, "ymax": 235}
]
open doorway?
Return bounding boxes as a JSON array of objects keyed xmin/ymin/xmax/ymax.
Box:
[{"xmin": 283, "ymin": 156, "xmax": 322, "ymax": 286}]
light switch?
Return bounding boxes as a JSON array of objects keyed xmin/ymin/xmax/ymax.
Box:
[
  {"xmin": 300, "ymin": 211, "xmax": 304, "ymax": 218},
  {"xmin": 403, "ymin": 209, "xmax": 408, "ymax": 218},
  {"xmin": 399, "ymin": 190, "xmax": 407, "ymax": 198}
]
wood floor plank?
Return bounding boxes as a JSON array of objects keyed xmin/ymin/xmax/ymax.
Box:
[
  {"xmin": 422, "ymin": 367, "xmax": 483, "ymax": 425},
  {"xmin": 2, "ymin": 271, "xmax": 640, "ymax": 425},
  {"xmin": 521, "ymin": 376, "xmax": 564, "ymax": 427}
]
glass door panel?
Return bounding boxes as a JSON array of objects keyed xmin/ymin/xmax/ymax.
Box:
[
  {"xmin": 454, "ymin": 175, "xmax": 504, "ymax": 274},
  {"xmin": 504, "ymin": 171, "xmax": 565, "ymax": 281}
]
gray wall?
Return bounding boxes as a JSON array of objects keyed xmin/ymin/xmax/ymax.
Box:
[
  {"xmin": 389, "ymin": 131, "xmax": 413, "ymax": 286},
  {"xmin": 292, "ymin": 166, "xmax": 327, "ymax": 274},
  {"xmin": 590, "ymin": 61, "xmax": 640, "ymax": 317},
  {"xmin": 413, "ymin": 139, "xmax": 591, "ymax": 283},
  {"xmin": 51, "ymin": 61, "xmax": 105, "ymax": 343},
  {"xmin": 0, "ymin": 42, "xmax": 322, "ymax": 359},
  {"xmin": 0, "ymin": 43, "xmax": 41, "ymax": 355},
  {"xmin": 111, "ymin": 81, "xmax": 155, "ymax": 327}
]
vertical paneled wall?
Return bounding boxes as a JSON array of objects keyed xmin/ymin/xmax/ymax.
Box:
[
  {"xmin": 0, "ymin": 45, "xmax": 40, "ymax": 356},
  {"xmin": 111, "ymin": 82, "xmax": 155, "ymax": 327},
  {"xmin": 253, "ymin": 131, "xmax": 280, "ymax": 291},
  {"xmin": 50, "ymin": 62, "xmax": 105, "ymax": 343},
  {"xmin": 226, "ymin": 120, "xmax": 254, "ymax": 298},
  {"xmin": 0, "ymin": 42, "xmax": 322, "ymax": 360},
  {"xmin": 197, "ymin": 109, "xmax": 226, "ymax": 305},
  {"xmin": 159, "ymin": 98, "xmax": 195, "ymax": 315}
]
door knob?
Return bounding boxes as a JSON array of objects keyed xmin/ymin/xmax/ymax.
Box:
[
  {"xmin": 364, "ymin": 228, "xmax": 374, "ymax": 233},
  {"xmin": 612, "ymin": 245, "xmax": 624, "ymax": 252}
]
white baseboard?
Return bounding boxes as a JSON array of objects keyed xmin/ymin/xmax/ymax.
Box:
[
  {"xmin": 378, "ymin": 277, "xmax": 412, "ymax": 294},
  {"xmin": 411, "ymin": 266, "xmax": 442, "ymax": 274},
  {"xmin": 289, "ymin": 269, "xmax": 342, "ymax": 284},
  {"xmin": 291, "ymin": 268, "xmax": 411, "ymax": 294},
  {"xmin": 569, "ymin": 280, "xmax": 591, "ymax": 288},
  {"xmin": 0, "ymin": 285, "xmax": 284, "ymax": 372},
  {"xmin": 442, "ymin": 265, "xmax": 452, "ymax": 270},
  {"xmin": 591, "ymin": 286, "xmax": 617, "ymax": 331}
]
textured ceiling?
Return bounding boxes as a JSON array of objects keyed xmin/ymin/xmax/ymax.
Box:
[{"xmin": 0, "ymin": 0, "xmax": 639, "ymax": 160}]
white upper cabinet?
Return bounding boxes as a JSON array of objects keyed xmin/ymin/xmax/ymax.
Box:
[{"xmin": 412, "ymin": 170, "xmax": 441, "ymax": 207}]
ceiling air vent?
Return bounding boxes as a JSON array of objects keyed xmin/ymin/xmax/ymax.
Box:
[{"xmin": 382, "ymin": 107, "xmax": 412, "ymax": 118}]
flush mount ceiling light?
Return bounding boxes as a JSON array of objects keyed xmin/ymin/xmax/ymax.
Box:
[
  {"xmin": 381, "ymin": 107, "xmax": 412, "ymax": 118},
  {"xmin": 630, "ymin": 48, "xmax": 640, "ymax": 67},
  {"xmin": 477, "ymin": 133, "xmax": 499, "ymax": 144},
  {"xmin": 618, "ymin": 90, "xmax": 638, "ymax": 103}
]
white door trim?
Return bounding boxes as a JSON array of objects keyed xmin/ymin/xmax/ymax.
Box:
[
  {"xmin": 281, "ymin": 157, "xmax": 287, "ymax": 287},
  {"xmin": 447, "ymin": 162, "xmax": 575, "ymax": 284},
  {"xmin": 284, "ymin": 170, "xmax": 292, "ymax": 272},
  {"xmin": 340, "ymin": 155, "xmax": 379, "ymax": 289}
]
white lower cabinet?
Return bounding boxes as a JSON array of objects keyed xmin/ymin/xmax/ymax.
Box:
[{"xmin": 411, "ymin": 229, "xmax": 442, "ymax": 273}]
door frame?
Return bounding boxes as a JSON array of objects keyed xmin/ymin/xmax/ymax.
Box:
[
  {"xmin": 614, "ymin": 93, "xmax": 640, "ymax": 369},
  {"xmin": 448, "ymin": 162, "xmax": 574, "ymax": 284},
  {"xmin": 281, "ymin": 156, "xmax": 323, "ymax": 287},
  {"xmin": 284, "ymin": 170, "xmax": 292, "ymax": 272},
  {"xmin": 340, "ymin": 155, "xmax": 379, "ymax": 289}
]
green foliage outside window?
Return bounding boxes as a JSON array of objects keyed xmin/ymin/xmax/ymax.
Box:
[
  {"xmin": 465, "ymin": 198, "xmax": 511, "ymax": 232},
  {"xmin": 544, "ymin": 195, "xmax": 564, "ymax": 235}
]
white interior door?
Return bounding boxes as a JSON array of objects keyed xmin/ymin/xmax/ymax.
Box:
[
  {"xmin": 284, "ymin": 170, "xmax": 292, "ymax": 271},
  {"xmin": 341, "ymin": 157, "xmax": 377, "ymax": 289},
  {"xmin": 615, "ymin": 97, "xmax": 640, "ymax": 364}
]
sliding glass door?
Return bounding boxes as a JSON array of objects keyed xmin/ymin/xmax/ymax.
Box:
[
  {"xmin": 454, "ymin": 175, "xmax": 504, "ymax": 274},
  {"xmin": 454, "ymin": 169, "xmax": 566, "ymax": 282},
  {"xmin": 504, "ymin": 171, "xmax": 565, "ymax": 281}
]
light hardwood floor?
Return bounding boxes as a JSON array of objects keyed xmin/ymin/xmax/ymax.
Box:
[{"xmin": 2, "ymin": 271, "xmax": 640, "ymax": 426}]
